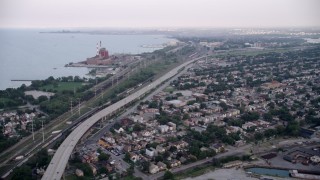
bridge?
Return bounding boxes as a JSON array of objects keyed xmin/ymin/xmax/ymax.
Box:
[{"xmin": 42, "ymin": 56, "xmax": 204, "ymax": 180}]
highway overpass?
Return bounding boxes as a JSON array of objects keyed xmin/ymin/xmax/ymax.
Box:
[{"xmin": 42, "ymin": 56, "xmax": 204, "ymax": 180}]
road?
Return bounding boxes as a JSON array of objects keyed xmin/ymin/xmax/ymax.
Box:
[{"xmin": 42, "ymin": 55, "xmax": 206, "ymax": 180}]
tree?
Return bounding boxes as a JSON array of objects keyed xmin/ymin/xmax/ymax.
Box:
[
  {"xmin": 169, "ymin": 146, "xmax": 177, "ymax": 152},
  {"xmin": 220, "ymin": 102, "xmax": 228, "ymax": 111},
  {"xmin": 263, "ymin": 112, "xmax": 273, "ymax": 122},
  {"xmin": 254, "ymin": 132, "xmax": 264, "ymax": 141},
  {"xmin": 98, "ymin": 167, "xmax": 108, "ymax": 175},
  {"xmin": 155, "ymin": 155, "xmax": 163, "ymax": 162},
  {"xmin": 286, "ymin": 121, "xmax": 300, "ymax": 136},
  {"xmin": 140, "ymin": 161, "xmax": 150, "ymax": 172},
  {"xmin": 127, "ymin": 164, "xmax": 134, "ymax": 176},
  {"xmin": 163, "ymin": 170, "xmax": 175, "ymax": 180},
  {"xmin": 75, "ymin": 163, "xmax": 93, "ymax": 177},
  {"xmin": 38, "ymin": 95, "xmax": 48, "ymax": 103},
  {"xmin": 98, "ymin": 152, "xmax": 110, "ymax": 161},
  {"xmin": 124, "ymin": 152, "xmax": 131, "ymax": 162},
  {"xmin": 200, "ymin": 103, "xmax": 207, "ymax": 109},
  {"xmin": 11, "ymin": 165, "xmax": 32, "ymax": 180}
]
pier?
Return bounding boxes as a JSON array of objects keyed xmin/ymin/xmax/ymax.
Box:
[{"xmin": 11, "ymin": 79, "xmax": 37, "ymax": 82}]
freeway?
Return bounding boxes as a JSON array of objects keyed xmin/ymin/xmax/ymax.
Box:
[{"xmin": 42, "ymin": 55, "xmax": 206, "ymax": 180}]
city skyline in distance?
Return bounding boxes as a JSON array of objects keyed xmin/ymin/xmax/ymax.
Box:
[{"xmin": 1, "ymin": 0, "xmax": 320, "ymax": 29}]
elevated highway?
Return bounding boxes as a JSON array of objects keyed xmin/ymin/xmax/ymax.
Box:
[{"xmin": 42, "ymin": 56, "xmax": 205, "ymax": 180}]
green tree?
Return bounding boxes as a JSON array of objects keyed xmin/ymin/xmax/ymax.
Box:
[
  {"xmin": 124, "ymin": 152, "xmax": 131, "ymax": 162},
  {"xmin": 11, "ymin": 165, "xmax": 32, "ymax": 180},
  {"xmin": 163, "ymin": 170, "xmax": 175, "ymax": 180},
  {"xmin": 98, "ymin": 152, "xmax": 110, "ymax": 161}
]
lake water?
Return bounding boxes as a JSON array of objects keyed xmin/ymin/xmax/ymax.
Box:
[
  {"xmin": 246, "ymin": 167, "xmax": 290, "ymax": 177},
  {"xmin": 0, "ymin": 29, "xmax": 174, "ymax": 90}
]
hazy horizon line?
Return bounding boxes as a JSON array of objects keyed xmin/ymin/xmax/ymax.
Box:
[{"xmin": 1, "ymin": 26, "xmax": 320, "ymax": 30}]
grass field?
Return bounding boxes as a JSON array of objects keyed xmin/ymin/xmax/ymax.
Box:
[
  {"xmin": 40, "ymin": 82, "xmax": 84, "ymax": 92},
  {"xmin": 163, "ymin": 86, "xmax": 176, "ymax": 93},
  {"xmin": 0, "ymin": 98, "xmax": 12, "ymax": 104},
  {"xmin": 175, "ymin": 165, "xmax": 215, "ymax": 179}
]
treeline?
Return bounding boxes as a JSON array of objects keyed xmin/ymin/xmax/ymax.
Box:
[{"xmin": 0, "ymin": 85, "xmax": 28, "ymax": 109}]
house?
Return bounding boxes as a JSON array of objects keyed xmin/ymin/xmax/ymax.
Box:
[
  {"xmin": 170, "ymin": 141, "xmax": 188, "ymax": 150},
  {"xmin": 235, "ymin": 140, "xmax": 246, "ymax": 147},
  {"xmin": 89, "ymin": 163, "xmax": 97, "ymax": 176},
  {"xmin": 169, "ymin": 159, "xmax": 181, "ymax": 168},
  {"xmin": 179, "ymin": 156, "xmax": 187, "ymax": 164},
  {"xmin": 159, "ymin": 125, "xmax": 169, "ymax": 133},
  {"xmin": 146, "ymin": 147, "xmax": 157, "ymax": 157},
  {"xmin": 140, "ymin": 130, "xmax": 152, "ymax": 137},
  {"xmin": 129, "ymin": 152, "xmax": 139, "ymax": 163},
  {"xmin": 156, "ymin": 145, "xmax": 166, "ymax": 154},
  {"xmin": 213, "ymin": 120, "xmax": 226, "ymax": 127},
  {"xmin": 123, "ymin": 145, "xmax": 132, "ymax": 152},
  {"xmin": 98, "ymin": 139, "xmax": 110, "ymax": 148},
  {"xmin": 193, "ymin": 93, "xmax": 208, "ymax": 101},
  {"xmin": 156, "ymin": 161, "xmax": 167, "ymax": 171},
  {"xmin": 227, "ymin": 109, "xmax": 240, "ymax": 117},
  {"xmin": 210, "ymin": 143, "xmax": 224, "ymax": 153},
  {"xmin": 75, "ymin": 169, "xmax": 84, "ymax": 177},
  {"xmin": 167, "ymin": 100, "xmax": 186, "ymax": 107},
  {"xmin": 132, "ymin": 115, "xmax": 144, "ymax": 123},
  {"xmin": 105, "ymin": 137, "xmax": 115, "ymax": 144},
  {"xmin": 114, "ymin": 127, "xmax": 125, "ymax": 133},
  {"xmin": 226, "ymin": 126, "xmax": 242, "ymax": 134},
  {"xmin": 167, "ymin": 122, "xmax": 176, "ymax": 131},
  {"xmin": 106, "ymin": 164, "xmax": 113, "ymax": 172},
  {"xmin": 149, "ymin": 163, "xmax": 160, "ymax": 174},
  {"xmin": 144, "ymin": 108, "xmax": 159, "ymax": 113},
  {"xmin": 242, "ymin": 122, "xmax": 256, "ymax": 130}
]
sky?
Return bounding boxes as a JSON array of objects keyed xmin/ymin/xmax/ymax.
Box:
[{"xmin": 0, "ymin": 0, "xmax": 319, "ymax": 28}]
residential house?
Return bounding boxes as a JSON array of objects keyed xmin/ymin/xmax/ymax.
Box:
[
  {"xmin": 129, "ymin": 152, "xmax": 139, "ymax": 163},
  {"xmin": 149, "ymin": 163, "xmax": 160, "ymax": 174},
  {"xmin": 210, "ymin": 143, "xmax": 224, "ymax": 153},
  {"xmin": 169, "ymin": 159, "xmax": 181, "ymax": 168},
  {"xmin": 156, "ymin": 145, "xmax": 166, "ymax": 154},
  {"xmin": 159, "ymin": 125, "xmax": 169, "ymax": 133},
  {"xmin": 156, "ymin": 161, "xmax": 167, "ymax": 171},
  {"xmin": 146, "ymin": 147, "xmax": 157, "ymax": 157}
]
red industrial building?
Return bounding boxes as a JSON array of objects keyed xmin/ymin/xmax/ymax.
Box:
[{"xmin": 99, "ymin": 48, "xmax": 109, "ymax": 59}]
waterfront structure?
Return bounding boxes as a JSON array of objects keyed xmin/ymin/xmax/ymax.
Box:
[{"xmin": 85, "ymin": 41, "xmax": 112, "ymax": 65}]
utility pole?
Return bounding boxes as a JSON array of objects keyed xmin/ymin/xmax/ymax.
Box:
[
  {"xmin": 32, "ymin": 119, "xmax": 34, "ymax": 141},
  {"xmin": 78, "ymin": 98, "xmax": 81, "ymax": 116},
  {"xmin": 42, "ymin": 120, "xmax": 44, "ymax": 143},
  {"xmin": 70, "ymin": 98, "xmax": 73, "ymax": 115},
  {"xmin": 127, "ymin": 70, "xmax": 130, "ymax": 80},
  {"xmin": 95, "ymin": 77, "xmax": 97, "ymax": 98},
  {"xmin": 116, "ymin": 76, "xmax": 119, "ymax": 86},
  {"xmin": 101, "ymin": 89, "xmax": 104, "ymax": 99},
  {"xmin": 112, "ymin": 76, "xmax": 114, "ymax": 87}
]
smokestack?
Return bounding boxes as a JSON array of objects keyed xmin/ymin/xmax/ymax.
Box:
[{"xmin": 96, "ymin": 43, "xmax": 99, "ymax": 55}]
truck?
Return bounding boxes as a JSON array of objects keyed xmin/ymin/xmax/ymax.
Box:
[
  {"xmin": 51, "ymin": 130, "xmax": 62, "ymax": 134},
  {"xmin": 14, "ymin": 155, "xmax": 24, "ymax": 161}
]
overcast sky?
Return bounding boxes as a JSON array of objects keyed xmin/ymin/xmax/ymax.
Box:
[{"xmin": 1, "ymin": 0, "xmax": 319, "ymax": 28}]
